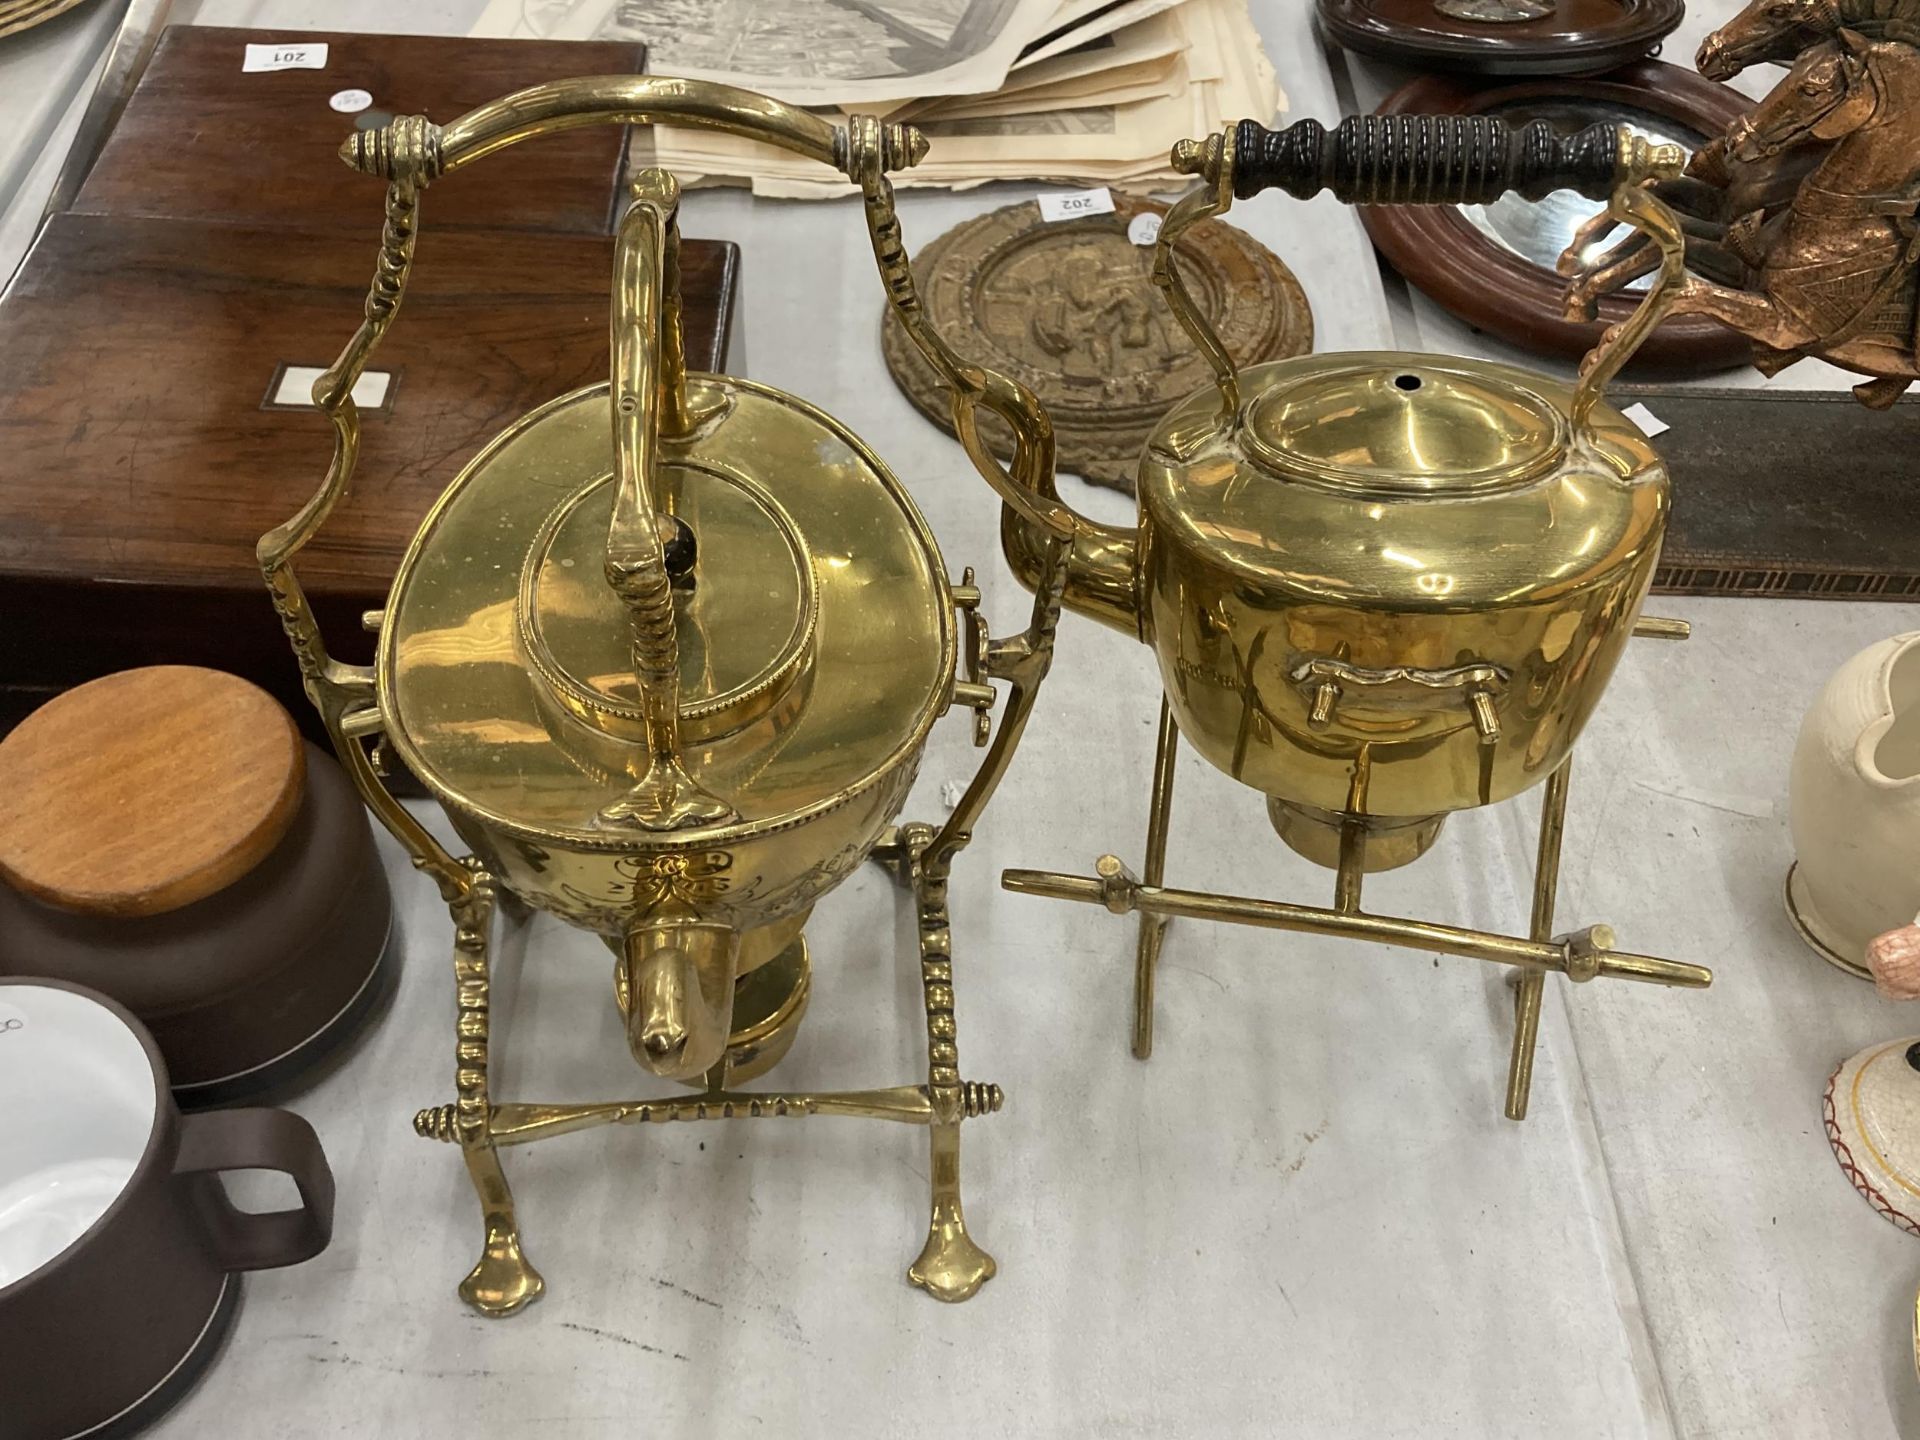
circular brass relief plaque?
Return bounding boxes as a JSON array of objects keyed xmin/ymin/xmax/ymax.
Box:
[{"xmin": 883, "ymin": 196, "xmax": 1312, "ymax": 494}]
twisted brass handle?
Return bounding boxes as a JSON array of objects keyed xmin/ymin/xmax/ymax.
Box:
[{"xmin": 596, "ymin": 170, "xmax": 736, "ymax": 832}]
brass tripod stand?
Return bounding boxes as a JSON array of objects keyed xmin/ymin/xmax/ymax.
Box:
[{"xmin": 1007, "ymin": 645, "xmax": 1711, "ymax": 1123}]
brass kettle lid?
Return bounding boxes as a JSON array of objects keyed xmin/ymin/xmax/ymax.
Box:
[
  {"xmin": 518, "ymin": 461, "xmax": 818, "ymax": 746},
  {"xmin": 377, "ymin": 377, "xmax": 954, "ymax": 844},
  {"xmin": 1238, "ymin": 357, "xmax": 1568, "ymax": 497},
  {"xmin": 1140, "ymin": 352, "xmax": 1665, "ymax": 608}
]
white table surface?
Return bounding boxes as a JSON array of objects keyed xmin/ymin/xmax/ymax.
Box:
[{"xmin": 4, "ymin": 3, "xmax": 1917, "ymax": 1436}]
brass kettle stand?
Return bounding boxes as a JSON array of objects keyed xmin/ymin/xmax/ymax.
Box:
[
  {"xmin": 260, "ymin": 84, "xmax": 1075, "ymax": 1315},
  {"xmin": 1007, "ymin": 670, "xmax": 1705, "ymax": 1123},
  {"xmin": 1003, "ymin": 119, "xmax": 1714, "ymax": 1123}
]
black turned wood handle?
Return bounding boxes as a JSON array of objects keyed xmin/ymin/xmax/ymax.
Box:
[{"xmin": 1230, "ymin": 115, "xmax": 1621, "ymax": 205}]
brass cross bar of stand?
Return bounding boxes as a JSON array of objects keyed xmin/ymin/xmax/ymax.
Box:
[
  {"xmin": 413, "ymin": 1082, "xmax": 1007, "ymax": 1148},
  {"xmin": 1003, "ymin": 861, "xmax": 1712, "ymax": 989}
]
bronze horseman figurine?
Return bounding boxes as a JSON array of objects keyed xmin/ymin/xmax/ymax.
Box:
[{"xmin": 1565, "ymin": 0, "xmax": 1920, "ymax": 407}]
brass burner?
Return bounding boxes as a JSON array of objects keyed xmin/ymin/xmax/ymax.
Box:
[{"xmin": 712, "ymin": 934, "xmax": 813, "ymax": 1084}]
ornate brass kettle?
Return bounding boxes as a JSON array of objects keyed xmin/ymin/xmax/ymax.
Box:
[
  {"xmin": 997, "ymin": 115, "xmax": 1714, "ymax": 1120},
  {"xmin": 259, "ymin": 79, "xmax": 1070, "ymax": 1315}
]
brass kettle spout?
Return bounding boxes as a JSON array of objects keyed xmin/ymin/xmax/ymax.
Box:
[{"xmin": 615, "ymin": 922, "xmax": 742, "ymax": 1080}]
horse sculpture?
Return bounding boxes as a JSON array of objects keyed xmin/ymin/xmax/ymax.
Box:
[
  {"xmin": 1697, "ymin": 0, "xmax": 1920, "ymax": 80},
  {"xmin": 1565, "ymin": 24, "xmax": 1920, "ymax": 407}
]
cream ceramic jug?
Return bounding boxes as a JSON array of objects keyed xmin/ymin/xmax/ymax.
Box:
[{"xmin": 1788, "ymin": 632, "xmax": 1920, "ymax": 978}]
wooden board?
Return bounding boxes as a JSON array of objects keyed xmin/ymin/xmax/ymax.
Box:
[
  {"xmin": 0, "ymin": 667, "xmax": 303, "ymax": 917},
  {"xmin": 1610, "ymin": 385, "xmax": 1920, "ymax": 599},
  {"xmin": 73, "ymin": 26, "xmax": 646, "ymax": 235},
  {"xmin": 0, "ymin": 212, "xmax": 739, "ymax": 736}
]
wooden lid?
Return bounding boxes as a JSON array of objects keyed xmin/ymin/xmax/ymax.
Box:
[{"xmin": 0, "ymin": 667, "xmax": 305, "ymax": 917}]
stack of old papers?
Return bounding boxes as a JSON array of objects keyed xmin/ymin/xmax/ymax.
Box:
[{"xmin": 469, "ymin": 0, "xmax": 1282, "ymax": 197}]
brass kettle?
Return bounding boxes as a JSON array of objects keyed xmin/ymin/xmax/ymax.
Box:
[
  {"xmin": 259, "ymin": 78, "xmax": 1069, "ymax": 1313},
  {"xmin": 996, "ymin": 114, "xmax": 1713, "ymax": 1122},
  {"xmin": 1003, "ymin": 115, "xmax": 1692, "ymax": 868}
]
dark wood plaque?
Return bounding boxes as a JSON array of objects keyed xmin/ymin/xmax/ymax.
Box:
[
  {"xmin": 1316, "ymin": 0, "xmax": 1683, "ymax": 76},
  {"xmin": 0, "ymin": 213, "xmax": 739, "ymax": 735},
  {"xmin": 1361, "ymin": 64, "xmax": 1754, "ymax": 375},
  {"xmin": 1606, "ymin": 385, "xmax": 1920, "ymax": 599},
  {"xmin": 73, "ymin": 26, "xmax": 647, "ymax": 235},
  {"xmin": 882, "ymin": 196, "xmax": 1312, "ymax": 493}
]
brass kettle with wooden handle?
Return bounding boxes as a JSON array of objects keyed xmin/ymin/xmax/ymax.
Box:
[
  {"xmin": 990, "ymin": 114, "xmax": 1713, "ymax": 1123},
  {"xmin": 258, "ymin": 78, "xmax": 1068, "ymax": 1315},
  {"xmin": 1001, "ymin": 115, "xmax": 1697, "ymax": 865}
]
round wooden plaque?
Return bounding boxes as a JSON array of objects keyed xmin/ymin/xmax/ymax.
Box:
[
  {"xmin": 1316, "ymin": 0, "xmax": 1683, "ymax": 76},
  {"xmin": 1361, "ymin": 63, "xmax": 1756, "ymax": 375},
  {"xmin": 882, "ymin": 196, "xmax": 1313, "ymax": 495}
]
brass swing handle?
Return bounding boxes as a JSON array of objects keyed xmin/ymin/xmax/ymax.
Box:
[
  {"xmin": 1156, "ymin": 114, "xmax": 1689, "ymax": 430},
  {"xmin": 338, "ymin": 75, "xmax": 923, "ymax": 182},
  {"xmin": 846, "ymin": 112, "xmax": 1080, "ymax": 547}
]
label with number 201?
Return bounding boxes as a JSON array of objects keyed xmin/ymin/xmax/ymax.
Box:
[{"xmin": 242, "ymin": 42, "xmax": 329, "ymax": 73}]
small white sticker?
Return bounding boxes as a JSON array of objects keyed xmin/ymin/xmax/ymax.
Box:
[
  {"xmin": 329, "ymin": 88, "xmax": 373, "ymax": 114},
  {"xmin": 940, "ymin": 781, "xmax": 964, "ymax": 811},
  {"xmin": 242, "ymin": 42, "xmax": 329, "ymax": 73},
  {"xmin": 272, "ymin": 365, "xmax": 391, "ymax": 410},
  {"xmin": 1620, "ymin": 401, "xmax": 1670, "ymax": 437},
  {"xmin": 1036, "ymin": 187, "xmax": 1115, "ymax": 223},
  {"xmin": 1127, "ymin": 211, "xmax": 1163, "ymax": 247}
]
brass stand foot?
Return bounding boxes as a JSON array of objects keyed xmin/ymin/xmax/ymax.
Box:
[
  {"xmin": 908, "ymin": 1120, "xmax": 995, "ymax": 1302},
  {"xmin": 909, "ymin": 1219, "xmax": 997, "ymax": 1302},
  {"xmin": 458, "ymin": 1146, "xmax": 546, "ymax": 1318}
]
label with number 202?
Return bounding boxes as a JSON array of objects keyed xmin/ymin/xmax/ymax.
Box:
[{"xmin": 1036, "ymin": 188, "xmax": 1116, "ymax": 223}]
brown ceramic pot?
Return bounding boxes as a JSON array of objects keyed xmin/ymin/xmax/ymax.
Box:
[
  {"xmin": 0, "ymin": 979, "xmax": 334, "ymax": 1439},
  {"xmin": 0, "ymin": 740, "xmax": 393, "ymax": 1102}
]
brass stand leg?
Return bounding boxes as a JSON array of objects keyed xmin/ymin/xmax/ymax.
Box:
[
  {"xmin": 1132, "ymin": 698, "xmax": 1179, "ymax": 1060},
  {"xmin": 905, "ymin": 831, "xmax": 996, "ymax": 1302},
  {"xmin": 1505, "ymin": 762, "xmax": 1571, "ymax": 1122},
  {"xmin": 447, "ymin": 864, "xmax": 545, "ymax": 1316}
]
